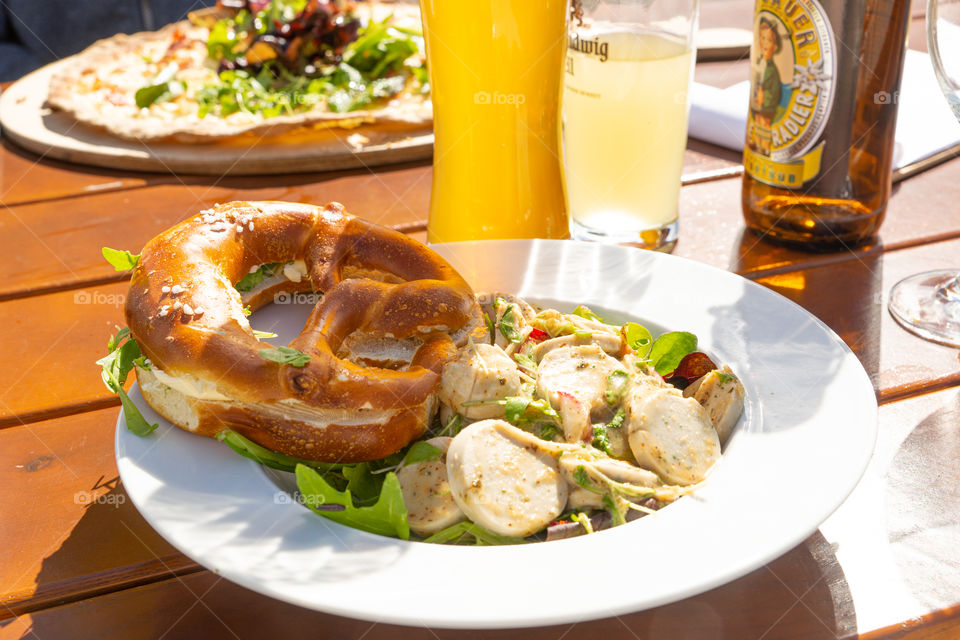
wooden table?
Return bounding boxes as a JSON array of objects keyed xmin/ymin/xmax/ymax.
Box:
[{"xmin": 3, "ymin": 20, "xmax": 960, "ymax": 640}]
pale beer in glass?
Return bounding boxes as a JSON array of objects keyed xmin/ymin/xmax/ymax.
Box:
[{"xmin": 565, "ymin": 1, "xmax": 699, "ymax": 251}]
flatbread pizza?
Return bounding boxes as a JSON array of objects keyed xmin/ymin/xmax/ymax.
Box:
[{"xmin": 47, "ymin": 0, "xmax": 429, "ymax": 143}]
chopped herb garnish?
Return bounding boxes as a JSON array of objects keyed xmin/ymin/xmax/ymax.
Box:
[
  {"xmin": 716, "ymin": 371, "xmax": 735, "ymax": 384},
  {"xmin": 592, "ymin": 423, "xmax": 611, "ymax": 454},
  {"xmin": 259, "ymin": 345, "xmax": 311, "ymax": 367},
  {"xmin": 604, "ymin": 370, "xmax": 630, "ymax": 405},
  {"xmin": 608, "ymin": 407, "xmax": 626, "ymax": 430},
  {"xmin": 252, "ymin": 329, "xmax": 278, "ymax": 339}
]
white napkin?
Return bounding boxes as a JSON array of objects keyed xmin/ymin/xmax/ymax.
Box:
[{"xmin": 688, "ymin": 49, "xmax": 960, "ymax": 171}]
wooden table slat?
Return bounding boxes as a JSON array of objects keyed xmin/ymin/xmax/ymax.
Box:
[{"xmin": 0, "ymin": 407, "xmax": 198, "ymax": 619}]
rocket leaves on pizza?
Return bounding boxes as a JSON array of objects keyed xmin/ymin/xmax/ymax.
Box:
[{"xmin": 47, "ymin": 0, "xmax": 430, "ymax": 142}]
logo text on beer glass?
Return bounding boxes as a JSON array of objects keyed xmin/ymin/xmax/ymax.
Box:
[{"xmin": 274, "ymin": 291, "xmax": 322, "ymax": 305}]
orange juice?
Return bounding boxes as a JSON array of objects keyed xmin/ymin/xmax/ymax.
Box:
[{"xmin": 420, "ymin": 0, "xmax": 570, "ymax": 243}]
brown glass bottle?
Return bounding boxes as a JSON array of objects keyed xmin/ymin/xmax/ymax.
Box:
[{"xmin": 741, "ymin": 0, "xmax": 911, "ymax": 249}]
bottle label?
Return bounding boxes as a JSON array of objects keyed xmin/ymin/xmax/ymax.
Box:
[{"xmin": 744, "ymin": 0, "xmax": 836, "ymax": 188}]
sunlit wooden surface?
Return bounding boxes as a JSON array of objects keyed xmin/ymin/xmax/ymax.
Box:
[{"xmin": 2, "ymin": 8, "xmax": 959, "ymax": 638}]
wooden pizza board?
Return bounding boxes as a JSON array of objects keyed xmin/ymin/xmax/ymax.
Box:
[{"xmin": 0, "ymin": 58, "xmax": 434, "ymax": 176}]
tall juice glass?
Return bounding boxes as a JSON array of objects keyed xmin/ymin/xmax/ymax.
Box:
[{"xmin": 420, "ymin": 0, "xmax": 570, "ymax": 243}]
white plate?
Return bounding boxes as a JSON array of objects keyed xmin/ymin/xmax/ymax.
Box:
[{"xmin": 116, "ymin": 239, "xmax": 877, "ymax": 629}]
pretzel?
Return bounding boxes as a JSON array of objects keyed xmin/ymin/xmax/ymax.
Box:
[{"xmin": 125, "ymin": 201, "xmax": 483, "ymax": 462}]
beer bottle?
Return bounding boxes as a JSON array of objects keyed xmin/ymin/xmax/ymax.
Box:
[{"xmin": 741, "ymin": 0, "xmax": 911, "ymax": 248}]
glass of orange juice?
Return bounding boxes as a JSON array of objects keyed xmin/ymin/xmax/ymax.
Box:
[{"xmin": 420, "ymin": 0, "xmax": 570, "ymax": 243}]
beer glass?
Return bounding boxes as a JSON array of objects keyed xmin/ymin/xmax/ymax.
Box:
[
  {"xmin": 421, "ymin": 0, "xmax": 570, "ymax": 243},
  {"xmin": 564, "ymin": 0, "xmax": 699, "ymax": 252},
  {"xmin": 887, "ymin": 0, "xmax": 960, "ymax": 346}
]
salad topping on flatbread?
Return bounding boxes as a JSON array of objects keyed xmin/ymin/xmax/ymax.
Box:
[{"xmin": 48, "ymin": 0, "xmax": 429, "ymax": 142}]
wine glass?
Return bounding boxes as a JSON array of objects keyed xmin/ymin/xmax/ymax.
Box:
[{"xmin": 887, "ymin": 0, "xmax": 960, "ymax": 346}]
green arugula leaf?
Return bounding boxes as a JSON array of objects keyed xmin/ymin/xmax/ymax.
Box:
[
  {"xmin": 604, "ymin": 370, "xmax": 630, "ymax": 405},
  {"xmin": 498, "ymin": 301, "xmax": 523, "ymax": 344},
  {"xmin": 513, "ymin": 352, "xmax": 537, "ymax": 373},
  {"xmin": 621, "ymin": 322, "xmax": 653, "ymax": 358},
  {"xmin": 296, "ymin": 464, "xmax": 410, "ymax": 539},
  {"xmin": 259, "ymin": 346, "xmax": 311, "ymax": 367},
  {"xmin": 573, "ymin": 465, "xmax": 603, "ymax": 494},
  {"xmin": 343, "ymin": 18, "xmax": 420, "ymax": 78},
  {"xmin": 422, "ymin": 521, "xmax": 528, "ymax": 545},
  {"xmin": 437, "ymin": 413, "xmax": 465, "ymax": 437},
  {"xmin": 102, "ymin": 247, "xmax": 140, "ymax": 271},
  {"xmin": 342, "ymin": 462, "xmax": 384, "ymax": 505},
  {"xmin": 538, "ymin": 422, "xmax": 561, "ymax": 442},
  {"xmin": 235, "ymin": 262, "xmax": 283, "ymax": 292},
  {"xmin": 571, "ymin": 305, "xmax": 603, "ymax": 323},
  {"xmin": 118, "ymin": 387, "xmax": 158, "ymax": 436},
  {"xmin": 603, "ymin": 494, "xmax": 627, "ymax": 526},
  {"xmin": 107, "ymin": 326, "xmax": 131, "ymax": 351},
  {"xmin": 483, "ymin": 311, "xmax": 495, "ymax": 344},
  {"xmin": 402, "ymin": 441, "xmax": 443, "ymax": 466},
  {"xmin": 135, "ymin": 80, "xmax": 185, "ymax": 109},
  {"xmin": 96, "ymin": 328, "xmax": 157, "ymax": 436},
  {"xmin": 216, "ymin": 430, "xmax": 341, "ymax": 473},
  {"xmin": 649, "ymin": 331, "xmax": 698, "ymax": 376},
  {"xmin": 504, "ymin": 396, "xmax": 531, "ymax": 423}
]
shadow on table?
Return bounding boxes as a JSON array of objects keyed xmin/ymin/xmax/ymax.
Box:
[
  {"xmin": 731, "ymin": 227, "xmax": 885, "ymax": 394},
  {"xmin": 14, "ymin": 529, "xmax": 857, "ymax": 639},
  {"xmin": 885, "ymin": 394, "xmax": 960, "ymax": 612}
]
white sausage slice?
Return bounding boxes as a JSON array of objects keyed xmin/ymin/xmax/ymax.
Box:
[
  {"xmin": 625, "ymin": 386, "xmax": 721, "ymax": 485},
  {"xmin": 439, "ymin": 343, "xmax": 522, "ymax": 420},
  {"xmin": 396, "ymin": 437, "xmax": 465, "ymax": 537},
  {"xmin": 537, "ymin": 344, "xmax": 624, "ymax": 443},
  {"xmin": 683, "ymin": 366, "xmax": 745, "ymax": 445},
  {"xmin": 446, "ymin": 420, "xmax": 567, "ymax": 537}
]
